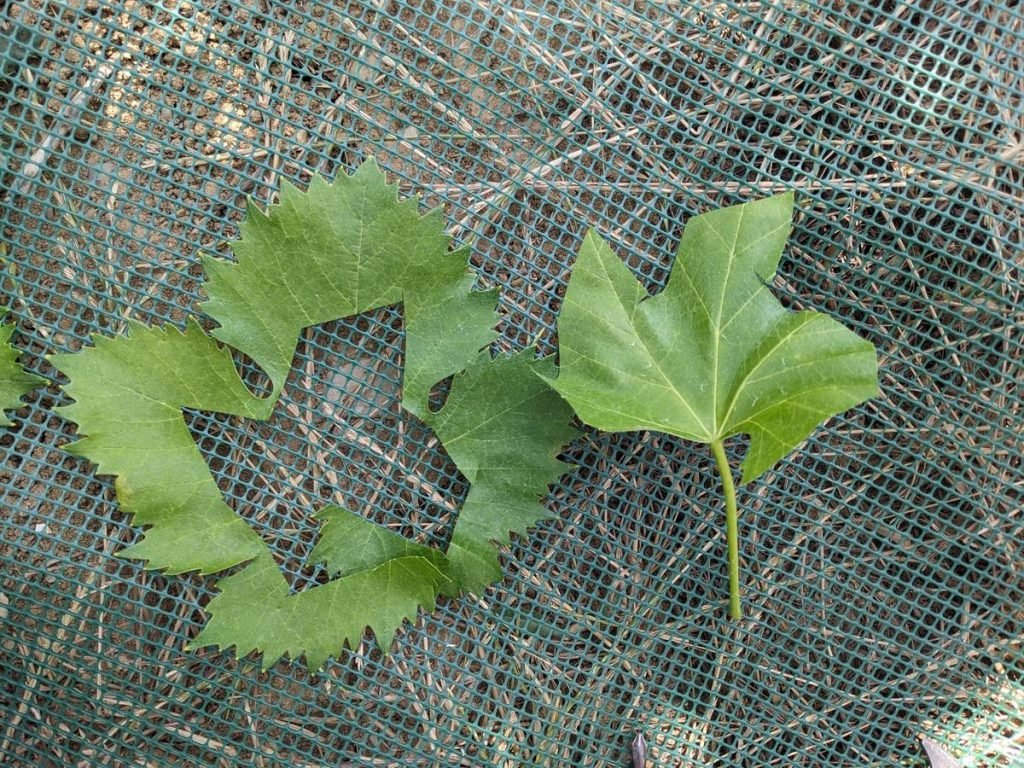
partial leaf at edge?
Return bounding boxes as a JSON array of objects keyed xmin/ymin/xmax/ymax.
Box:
[
  {"xmin": 920, "ymin": 738, "xmax": 963, "ymax": 768},
  {"xmin": 548, "ymin": 193, "xmax": 878, "ymax": 482},
  {"xmin": 0, "ymin": 311, "xmax": 43, "ymax": 426}
]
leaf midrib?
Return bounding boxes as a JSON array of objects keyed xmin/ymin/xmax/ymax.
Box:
[{"xmin": 709, "ymin": 205, "xmax": 744, "ymax": 444}]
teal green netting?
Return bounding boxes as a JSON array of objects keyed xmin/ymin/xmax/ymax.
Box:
[{"xmin": 1, "ymin": 1, "xmax": 1021, "ymax": 766}]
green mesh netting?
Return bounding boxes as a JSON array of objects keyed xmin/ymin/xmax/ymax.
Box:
[{"xmin": 1, "ymin": 1, "xmax": 1021, "ymax": 766}]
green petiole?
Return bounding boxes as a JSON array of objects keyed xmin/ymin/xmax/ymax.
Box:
[{"xmin": 710, "ymin": 440, "xmax": 742, "ymax": 620}]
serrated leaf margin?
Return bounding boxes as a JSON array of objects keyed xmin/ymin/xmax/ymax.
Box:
[
  {"xmin": 0, "ymin": 307, "xmax": 44, "ymax": 426},
  {"xmin": 53, "ymin": 160, "xmax": 576, "ymax": 669}
]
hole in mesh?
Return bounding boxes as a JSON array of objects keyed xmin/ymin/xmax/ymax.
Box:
[{"xmin": 184, "ymin": 305, "xmax": 467, "ymax": 593}]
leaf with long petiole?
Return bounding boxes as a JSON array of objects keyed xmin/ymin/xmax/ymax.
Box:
[{"xmin": 544, "ymin": 193, "xmax": 879, "ymax": 618}]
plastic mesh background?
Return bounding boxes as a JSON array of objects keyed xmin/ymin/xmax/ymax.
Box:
[{"xmin": 1, "ymin": 1, "xmax": 1021, "ymax": 766}]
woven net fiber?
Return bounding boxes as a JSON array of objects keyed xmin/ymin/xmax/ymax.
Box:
[{"xmin": 1, "ymin": 1, "xmax": 1021, "ymax": 766}]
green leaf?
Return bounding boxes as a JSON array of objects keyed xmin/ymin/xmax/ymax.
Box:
[
  {"xmin": 53, "ymin": 160, "xmax": 576, "ymax": 669},
  {"xmin": 193, "ymin": 350, "xmax": 576, "ymax": 669},
  {"xmin": 0, "ymin": 310, "xmax": 43, "ymax": 426},
  {"xmin": 310, "ymin": 505, "xmax": 450, "ymax": 579},
  {"xmin": 194, "ymin": 510, "xmax": 453, "ymax": 670},
  {"xmin": 431, "ymin": 350, "xmax": 576, "ymax": 593},
  {"xmin": 191, "ymin": 550, "xmax": 448, "ymax": 671},
  {"xmin": 547, "ymin": 193, "xmax": 878, "ymax": 616},
  {"xmin": 549, "ymin": 193, "xmax": 878, "ymax": 483},
  {"xmin": 54, "ymin": 319, "xmax": 269, "ymax": 574},
  {"xmin": 201, "ymin": 159, "xmax": 496, "ymax": 418}
]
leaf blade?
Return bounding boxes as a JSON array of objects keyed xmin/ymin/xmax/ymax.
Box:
[
  {"xmin": 429, "ymin": 350, "xmax": 577, "ymax": 593},
  {"xmin": 53, "ymin": 319, "xmax": 269, "ymax": 574},
  {"xmin": 200, "ymin": 159, "xmax": 496, "ymax": 416},
  {"xmin": 191, "ymin": 551, "xmax": 448, "ymax": 670},
  {"xmin": 0, "ymin": 312, "xmax": 43, "ymax": 426},
  {"xmin": 550, "ymin": 193, "xmax": 878, "ymax": 481},
  {"xmin": 547, "ymin": 230, "xmax": 711, "ymax": 441}
]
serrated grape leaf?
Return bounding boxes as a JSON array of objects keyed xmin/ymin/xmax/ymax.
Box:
[
  {"xmin": 53, "ymin": 160, "xmax": 576, "ymax": 669},
  {"xmin": 193, "ymin": 552, "xmax": 446, "ymax": 671},
  {"xmin": 191, "ymin": 534, "xmax": 449, "ymax": 671},
  {"xmin": 548, "ymin": 192, "xmax": 878, "ymax": 483},
  {"xmin": 54, "ymin": 319, "xmax": 269, "ymax": 573},
  {"xmin": 0, "ymin": 310, "xmax": 43, "ymax": 426},
  {"xmin": 430, "ymin": 350, "xmax": 576, "ymax": 593},
  {"xmin": 201, "ymin": 158, "xmax": 496, "ymax": 419}
]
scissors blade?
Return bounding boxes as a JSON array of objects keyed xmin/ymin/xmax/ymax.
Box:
[
  {"xmin": 921, "ymin": 737, "xmax": 963, "ymax": 768},
  {"xmin": 632, "ymin": 732, "xmax": 647, "ymax": 768}
]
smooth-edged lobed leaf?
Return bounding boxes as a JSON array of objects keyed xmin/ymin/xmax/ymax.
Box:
[
  {"xmin": 548, "ymin": 192, "xmax": 879, "ymax": 482},
  {"xmin": 53, "ymin": 160, "xmax": 577, "ymax": 669},
  {"xmin": 0, "ymin": 309, "xmax": 43, "ymax": 426}
]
